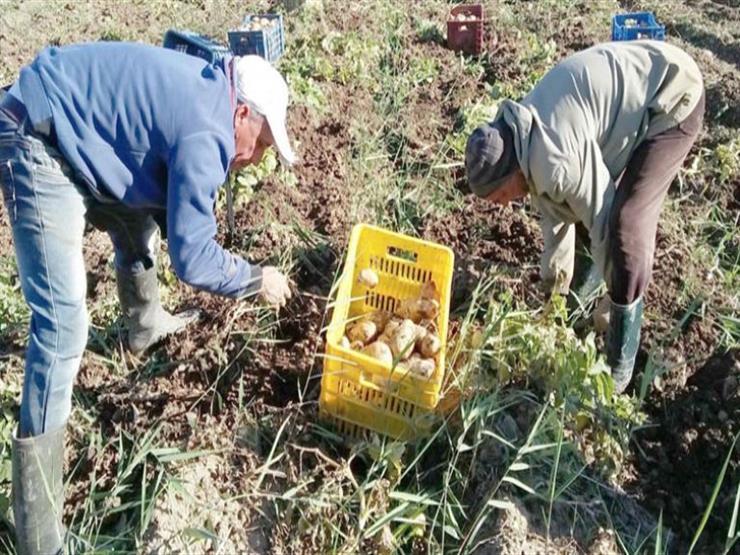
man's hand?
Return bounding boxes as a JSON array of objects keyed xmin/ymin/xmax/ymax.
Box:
[
  {"xmin": 593, "ymin": 295, "xmax": 610, "ymax": 333},
  {"xmin": 259, "ymin": 266, "xmax": 292, "ymax": 308}
]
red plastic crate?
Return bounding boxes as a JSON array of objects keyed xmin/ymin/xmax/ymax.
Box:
[{"xmin": 447, "ymin": 4, "xmax": 484, "ymax": 56}]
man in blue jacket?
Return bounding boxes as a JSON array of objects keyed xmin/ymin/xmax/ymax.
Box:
[{"xmin": 0, "ymin": 42, "xmax": 295, "ymax": 553}]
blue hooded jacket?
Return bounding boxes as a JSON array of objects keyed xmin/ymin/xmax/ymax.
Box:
[{"xmin": 16, "ymin": 41, "xmax": 260, "ymax": 297}]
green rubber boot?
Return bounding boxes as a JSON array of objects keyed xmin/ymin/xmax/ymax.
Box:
[
  {"xmin": 606, "ymin": 297, "xmax": 644, "ymax": 394},
  {"xmin": 12, "ymin": 426, "xmax": 65, "ymax": 555},
  {"xmin": 116, "ymin": 266, "xmax": 200, "ymax": 355}
]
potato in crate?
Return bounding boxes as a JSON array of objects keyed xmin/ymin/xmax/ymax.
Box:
[
  {"xmin": 228, "ymin": 14, "xmax": 285, "ymax": 63},
  {"xmin": 447, "ymin": 4, "xmax": 484, "ymax": 55},
  {"xmin": 611, "ymin": 12, "xmax": 665, "ymax": 41},
  {"xmin": 320, "ymin": 224, "xmax": 454, "ymax": 441}
]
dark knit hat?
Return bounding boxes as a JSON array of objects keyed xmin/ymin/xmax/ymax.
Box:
[{"xmin": 465, "ymin": 120, "xmax": 518, "ymax": 197}]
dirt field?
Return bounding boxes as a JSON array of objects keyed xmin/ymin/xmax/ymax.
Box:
[{"xmin": 0, "ymin": 0, "xmax": 738, "ymax": 553}]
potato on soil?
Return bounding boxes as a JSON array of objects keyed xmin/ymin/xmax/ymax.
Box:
[
  {"xmin": 358, "ymin": 268, "xmax": 379, "ymax": 289},
  {"xmin": 362, "ymin": 341, "xmax": 393, "ymax": 365},
  {"xmin": 347, "ymin": 320, "xmax": 377, "ymax": 345}
]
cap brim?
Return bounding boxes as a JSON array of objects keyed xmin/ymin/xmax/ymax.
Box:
[{"xmin": 265, "ymin": 113, "xmax": 296, "ymax": 167}]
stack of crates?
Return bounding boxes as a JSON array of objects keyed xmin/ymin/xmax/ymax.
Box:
[
  {"xmin": 611, "ymin": 12, "xmax": 665, "ymax": 41},
  {"xmin": 320, "ymin": 224, "xmax": 454, "ymax": 441},
  {"xmin": 162, "ymin": 29, "xmax": 231, "ymax": 64},
  {"xmin": 228, "ymin": 14, "xmax": 285, "ymax": 63}
]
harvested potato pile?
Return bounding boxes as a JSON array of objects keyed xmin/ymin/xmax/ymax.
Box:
[
  {"xmin": 341, "ymin": 279, "xmax": 442, "ymax": 379},
  {"xmin": 240, "ymin": 16, "xmax": 278, "ymax": 31}
]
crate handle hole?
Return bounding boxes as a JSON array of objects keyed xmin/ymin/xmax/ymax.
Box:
[{"xmin": 387, "ymin": 246, "xmax": 418, "ymax": 263}]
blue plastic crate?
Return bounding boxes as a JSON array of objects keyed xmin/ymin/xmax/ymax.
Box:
[
  {"xmin": 163, "ymin": 29, "xmax": 231, "ymax": 64},
  {"xmin": 228, "ymin": 14, "xmax": 285, "ymax": 63},
  {"xmin": 611, "ymin": 12, "xmax": 665, "ymax": 41}
]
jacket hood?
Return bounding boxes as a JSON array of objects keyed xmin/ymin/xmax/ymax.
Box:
[{"xmin": 495, "ymin": 99, "xmax": 535, "ymax": 181}]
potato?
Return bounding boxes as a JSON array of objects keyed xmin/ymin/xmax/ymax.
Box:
[
  {"xmin": 394, "ymin": 299, "xmax": 417, "ymax": 321},
  {"xmin": 365, "ymin": 310, "xmax": 391, "ymax": 330},
  {"xmin": 419, "ymin": 332, "xmax": 441, "ymax": 358},
  {"xmin": 414, "ymin": 324, "xmax": 428, "ymax": 342},
  {"xmin": 362, "ymin": 341, "xmax": 393, "ymax": 365},
  {"xmin": 378, "ymin": 317, "xmax": 402, "ymax": 343},
  {"xmin": 420, "ymin": 280, "xmax": 439, "ymax": 301},
  {"xmin": 347, "ymin": 320, "xmax": 377, "ymax": 345},
  {"xmin": 387, "ymin": 319, "xmax": 417, "ymax": 360},
  {"xmin": 405, "ymin": 354, "xmax": 435, "ymax": 379},
  {"xmin": 395, "ymin": 298, "xmax": 439, "ymax": 323},
  {"xmin": 340, "ymin": 336, "xmax": 350, "ymax": 349},
  {"xmin": 358, "ymin": 268, "xmax": 379, "ymax": 288}
]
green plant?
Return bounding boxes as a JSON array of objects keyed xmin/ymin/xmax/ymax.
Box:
[
  {"xmin": 0, "ymin": 386, "xmax": 18, "ymax": 532},
  {"xmin": 228, "ymin": 150, "xmax": 280, "ymax": 208},
  {"xmin": 472, "ymin": 293, "xmax": 644, "ymax": 479}
]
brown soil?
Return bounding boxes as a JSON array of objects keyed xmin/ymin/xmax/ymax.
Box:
[
  {"xmin": 422, "ymin": 199, "xmax": 543, "ymax": 309},
  {"xmin": 1, "ymin": 0, "xmax": 738, "ymax": 552},
  {"xmin": 626, "ymin": 349, "xmax": 740, "ymax": 552}
]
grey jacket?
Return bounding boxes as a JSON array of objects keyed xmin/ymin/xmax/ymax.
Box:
[{"xmin": 496, "ymin": 41, "xmax": 703, "ymax": 293}]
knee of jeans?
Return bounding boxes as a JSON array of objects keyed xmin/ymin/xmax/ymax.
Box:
[
  {"xmin": 62, "ymin": 308, "xmax": 89, "ymax": 356},
  {"xmin": 32, "ymin": 304, "xmax": 88, "ymax": 357}
]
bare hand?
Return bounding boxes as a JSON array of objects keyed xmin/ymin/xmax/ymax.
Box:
[
  {"xmin": 259, "ymin": 266, "xmax": 292, "ymax": 308},
  {"xmin": 593, "ymin": 295, "xmax": 611, "ymax": 333}
]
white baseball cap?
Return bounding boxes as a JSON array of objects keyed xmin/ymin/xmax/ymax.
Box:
[{"xmin": 234, "ymin": 55, "xmax": 296, "ymax": 166}]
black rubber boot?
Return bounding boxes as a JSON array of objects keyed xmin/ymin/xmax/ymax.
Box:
[
  {"xmin": 12, "ymin": 426, "xmax": 65, "ymax": 555},
  {"xmin": 606, "ymin": 297, "xmax": 644, "ymax": 394},
  {"xmin": 116, "ymin": 266, "xmax": 200, "ymax": 355}
]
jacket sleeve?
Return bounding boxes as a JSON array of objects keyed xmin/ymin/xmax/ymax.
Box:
[
  {"xmin": 559, "ymin": 139, "xmax": 616, "ymax": 287},
  {"xmin": 166, "ymin": 132, "xmax": 263, "ymax": 298},
  {"xmin": 540, "ymin": 213, "xmax": 575, "ymax": 296}
]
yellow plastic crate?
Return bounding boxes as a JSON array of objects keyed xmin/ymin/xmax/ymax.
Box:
[{"xmin": 320, "ymin": 224, "xmax": 454, "ymax": 440}]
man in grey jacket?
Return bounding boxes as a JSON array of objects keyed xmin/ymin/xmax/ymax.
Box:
[{"xmin": 465, "ymin": 40, "xmax": 704, "ymax": 393}]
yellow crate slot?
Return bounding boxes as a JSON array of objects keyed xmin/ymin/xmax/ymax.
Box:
[{"xmin": 320, "ymin": 223, "xmax": 454, "ymax": 441}]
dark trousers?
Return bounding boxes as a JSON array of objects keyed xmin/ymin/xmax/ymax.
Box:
[{"xmin": 609, "ymin": 93, "xmax": 705, "ymax": 305}]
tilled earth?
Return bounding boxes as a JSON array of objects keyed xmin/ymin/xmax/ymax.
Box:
[{"xmin": 0, "ymin": 0, "xmax": 738, "ymax": 552}]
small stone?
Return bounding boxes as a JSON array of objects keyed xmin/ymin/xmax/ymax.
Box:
[{"xmin": 718, "ymin": 410, "xmax": 728, "ymax": 422}]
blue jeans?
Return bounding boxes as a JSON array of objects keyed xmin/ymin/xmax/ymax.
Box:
[{"xmin": 0, "ymin": 109, "xmax": 159, "ymax": 437}]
